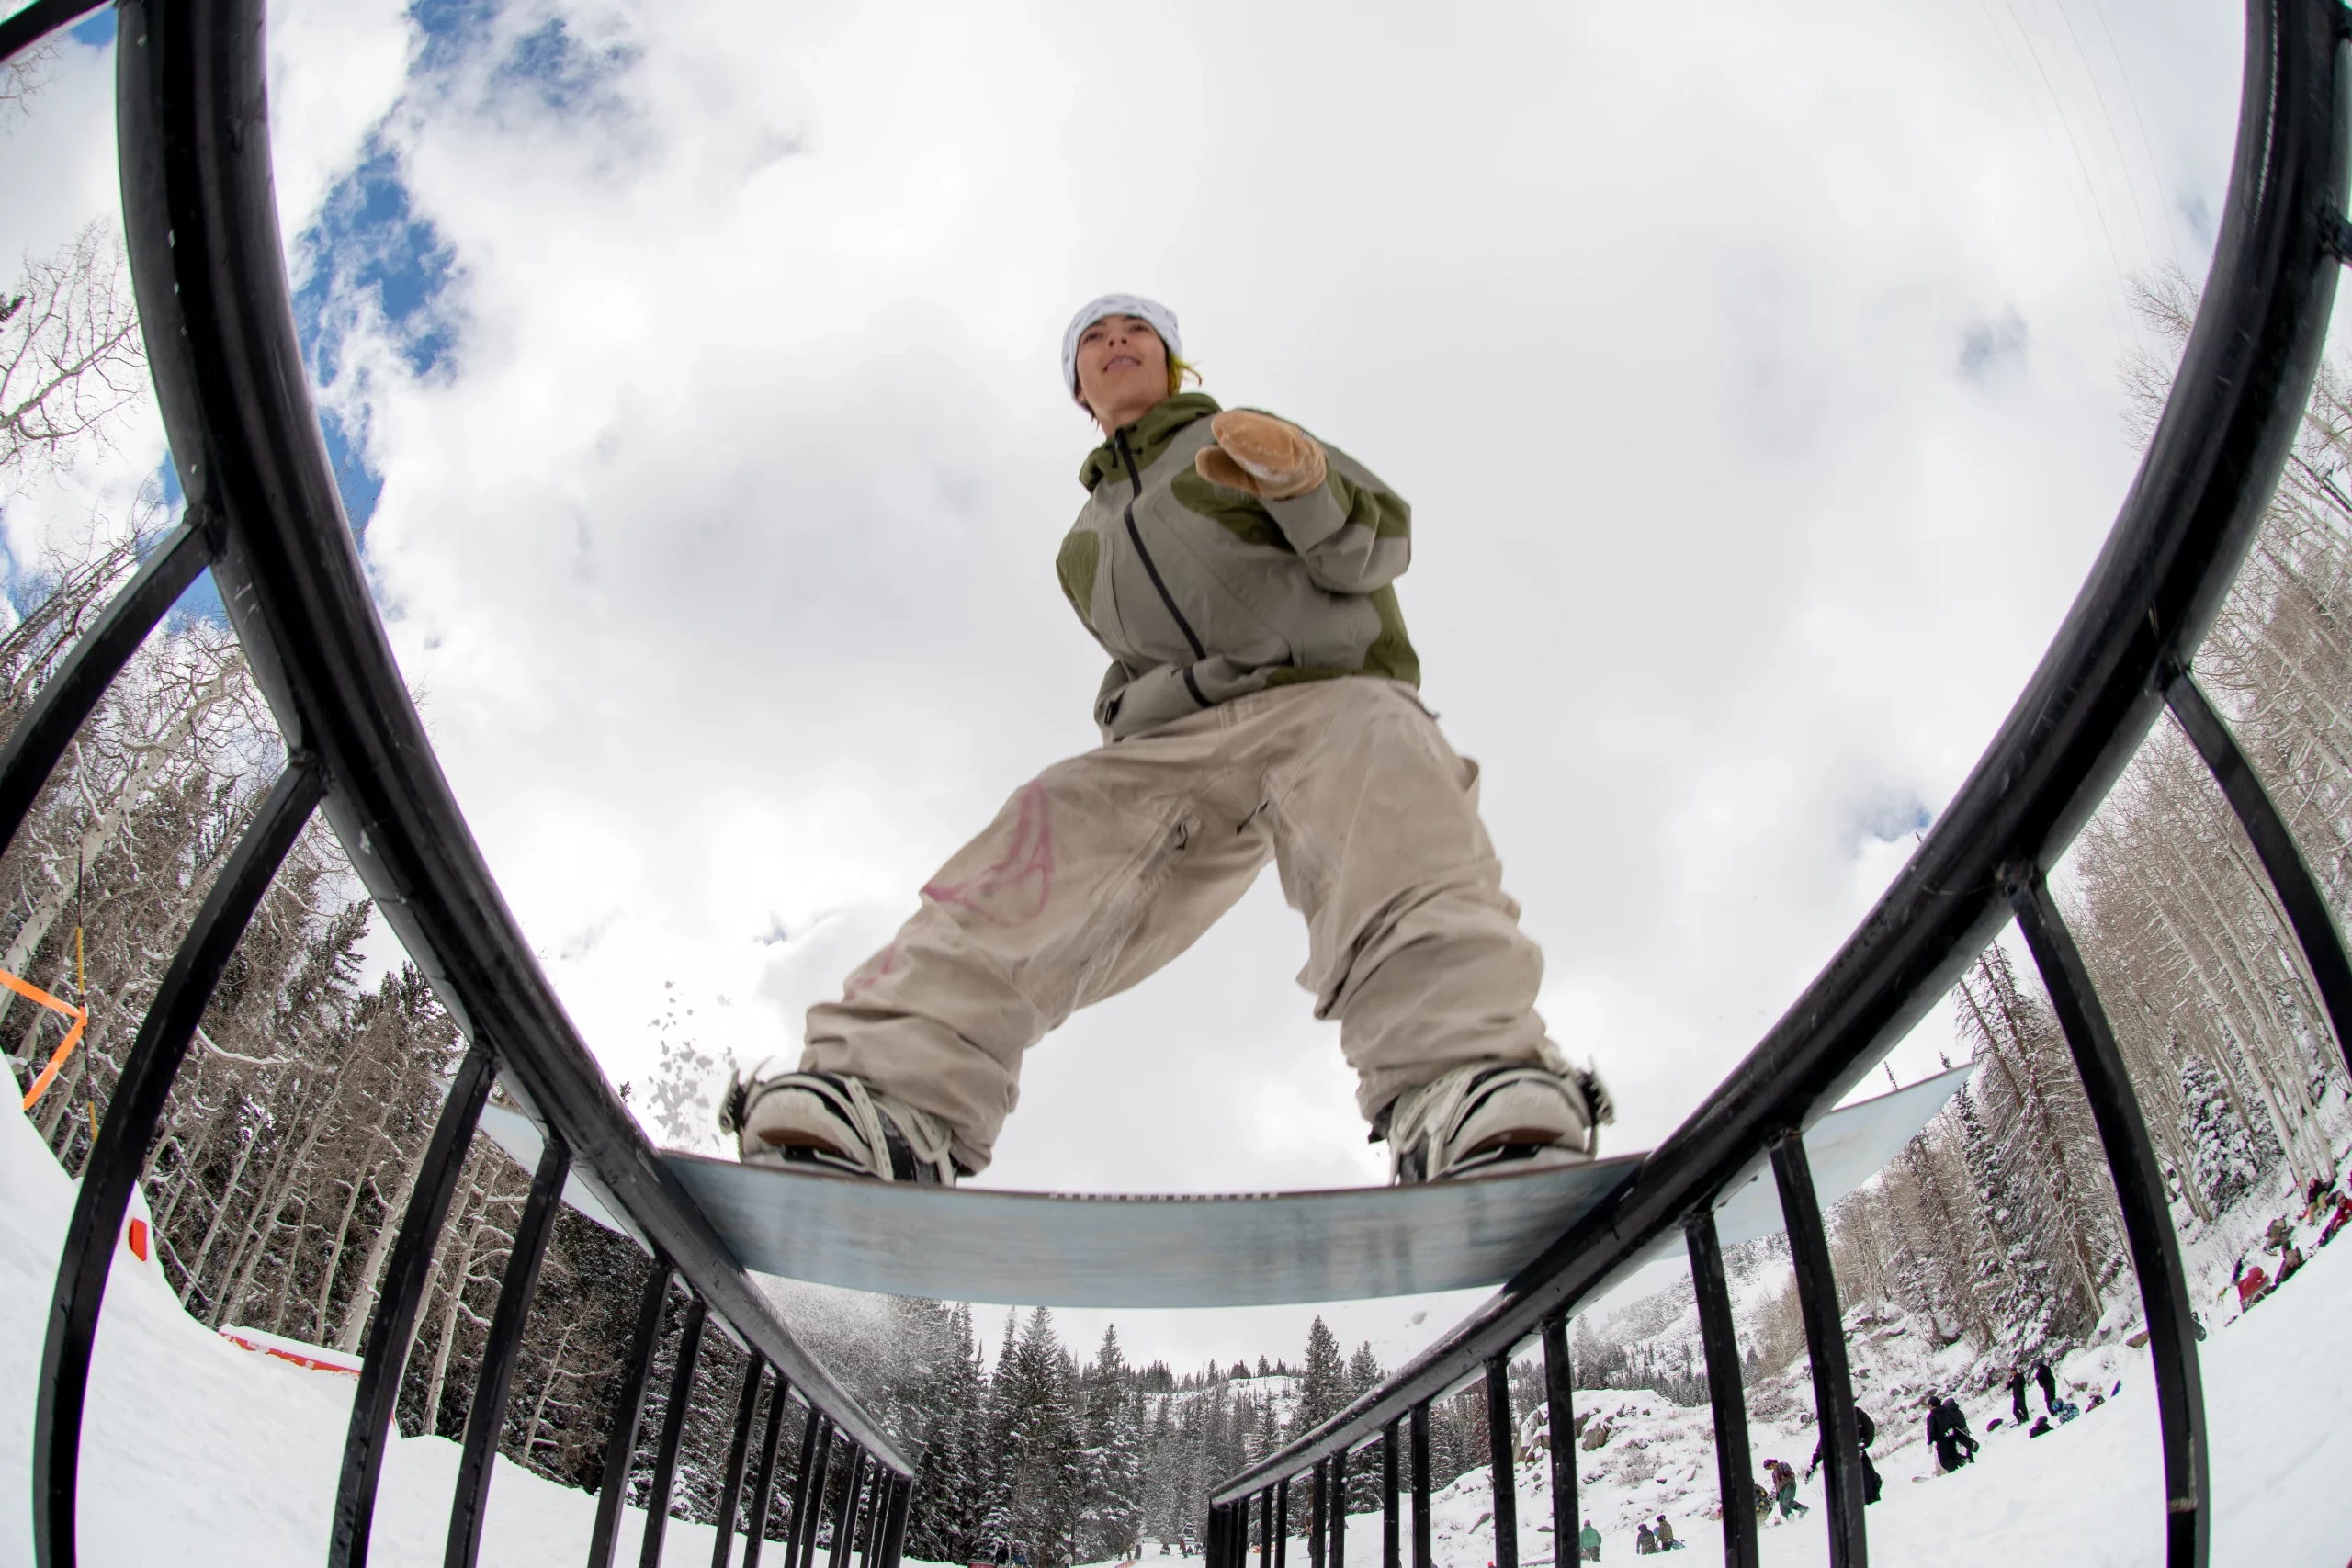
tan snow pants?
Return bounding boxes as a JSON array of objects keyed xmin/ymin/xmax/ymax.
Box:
[{"xmin": 800, "ymin": 678, "xmax": 1560, "ymax": 1173}]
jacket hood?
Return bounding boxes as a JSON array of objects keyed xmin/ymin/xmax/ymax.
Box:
[{"xmin": 1078, "ymin": 393, "xmax": 1222, "ymax": 491}]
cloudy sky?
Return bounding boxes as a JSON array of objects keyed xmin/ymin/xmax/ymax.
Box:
[{"xmin": 1, "ymin": 0, "xmax": 2288, "ymax": 1372}]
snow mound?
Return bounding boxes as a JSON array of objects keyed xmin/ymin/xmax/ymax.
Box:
[{"xmin": 0, "ymin": 1077, "xmax": 726, "ymax": 1567}]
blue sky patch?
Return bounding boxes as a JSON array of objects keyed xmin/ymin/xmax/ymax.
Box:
[
  {"xmin": 69, "ymin": 8, "xmax": 115, "ymax": 47},
  {"xmin": 493, "ymin": 17, "xmax": 638, "ymax": 115},
  {"xmin": 290, "ymin": 136, "xmax": 460, "ymax": 541}
]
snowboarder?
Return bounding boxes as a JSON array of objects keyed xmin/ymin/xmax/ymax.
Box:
[
  {"xmin": 1654, "ymin": 1515, "xmax": 1680, "ymax": 1551},
  {"xmin": 1807, "ymin": 1406, "xmax": 1882, "ymax": 1504},
  {"xmin": 2032, "ymin": 1359, "xmax": 2058, "ymax": 1416},
  {"xmin": 723, "ymin": 295, "xmax": 1614, "ymax": 1186},
  {"xmin": 2006, "ymin": 1368, "xmax": 2029, "ymax": 1426},
  {"xmin": 1770, "ymin": 1459, "xmax": 1807, "ymax": 1518},
  {"xmin": 1926, "ymin": 1395, "xmax": 1976, "ymax": 1472},
  {"xmin": 1579, "ymin": 1519, "xmax": 1602, "ymax": 1561}
]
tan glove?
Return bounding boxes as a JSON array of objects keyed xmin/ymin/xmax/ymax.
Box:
[{"xmin": 1193, "ymin": 410, "xmax": 1328, "ymax": 501}]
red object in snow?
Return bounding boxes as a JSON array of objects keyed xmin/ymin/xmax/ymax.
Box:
[
  {"xmin": 2236, "ymin": 1265, "xmax": 2270, "ymax": 1309},
  {"xmin": 126, "ymin": 1218, "xmax": 148, "ymax": 1262}
]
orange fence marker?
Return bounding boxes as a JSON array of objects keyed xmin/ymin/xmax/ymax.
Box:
[{"xmin": 6, "ymin": 967, "xmax": 91, "ymax": 1111}]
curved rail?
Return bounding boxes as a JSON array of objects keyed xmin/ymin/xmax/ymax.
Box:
[
  {"xmin": 1206, "ymin": 7, "xmax": 2351, "ymax": 1568},
  {"xmin": 6, "ymin": 4, "xmax": 914, "ymax": 1568},
  {"xmin": 6, "ymin": 3, "xmax": 2349, "ymax": 1568}
]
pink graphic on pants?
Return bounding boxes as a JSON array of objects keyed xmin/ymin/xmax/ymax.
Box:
[
  {"xmin": 923, "ymin": 780, "xmax": 1054, "ymax": 925},
  {"xmin": 842, "ymin": 782, "xmax": 1053, "ymax": 1001}
]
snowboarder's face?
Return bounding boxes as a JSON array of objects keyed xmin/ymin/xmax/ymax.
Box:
[{"xmin": 1076, "ymin": 315, "xmax": 1172, "ymax": 431}]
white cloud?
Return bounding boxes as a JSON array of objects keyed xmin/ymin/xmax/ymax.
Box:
[{"xmin": 4, "ymin": 0, "xmax": 2254, "ymax": 1374}]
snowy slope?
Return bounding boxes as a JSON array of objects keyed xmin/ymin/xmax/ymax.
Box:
[
  {"xmin": 7, "ymin": 1064, "xmax": 2348, "ymax": 1568},
  {"xmin": 0, "ymin": 1085, "xmax": 737, "ymax": 1568},
  {"xmin": 1319, "ymin": 1235, "xmax": 2352, "ymax": 1567}
]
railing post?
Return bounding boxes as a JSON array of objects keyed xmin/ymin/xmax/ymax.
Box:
[
  {"xmin": 1771, "ymin": 1134, "xmax": 1866, "ymax": 1568},
  {"xmin": 334, "ymin": 1042, "xmax": 501, "ymax": 1568},
  {"xmin": 790, "ymin": 1416, "xmax": 837, "ymax": 1568},
  {"xmin": 1540, "ymin": 1316, "xmax": 1577, "ymax": 1568},
  {"xmin": 1307, "ymin": 1461, "xmax": 1326, "ymax": 1568},
  {"xmin": 713, "ymin": 1359, "xmax": 770, "ymax": 1568},
  {"xmin": 447, "ymin": 1128, "xmax": 572, "ymax": 1568},
  {"xmin": 640, "ymin": 1297, "xmax": 710, "ymax": 1568},
  {"xmin": 1263, "ymin": 1484, "xmax": 1276, "ymax": 1568},
  {"xmin": 30, "ymin": 759, "xmax": 322, "ymax": 1568},
  {"xmin": 588, "ymin": 1265, "xmax": 674, "ymax": 1568},
  {"xmin": 1686, "ymin": 1212, "xmax": 1758, "ymax": 1568},
  {"xmin": 1484, "ymin": 1359, "xmax": 1518, "ymax": 1568},
  {"xmin": 2165, "ymin": 671, "xmax": 2352, "ymax": 1077},
  {"xmin": 857, "ymin": 1470, "xmax": 886, "ymax": 1568},
  {"xmin": 829, "ymin": 1450, "xmax": 869, "ymax": 1568},
  {"xmin": 1339, "ymin": 1444, "xmax": 1356, "ymax": 1568},
  {"xmin": 741, "ymin": 1382, "xmax": 793, "ymax": 1568},
  {"xmin": 2011, "ymin": 869, "xmax": 2209, "ymax": 1568},
  {"xmin": 877, "ymin": 1471, "xmax": 912, "ymax": 1568},
  {"xmin": 1408, "ymin": 1407, "xmax": 1430, "ymax": 1568},
  {"xmin": 1274, "ymin": 1477, "xmax": 1290, "ymax": 1568},
  {"xmin": 1381, "ymin": 1423, "xmax": 1399, "ymax": 1568}
]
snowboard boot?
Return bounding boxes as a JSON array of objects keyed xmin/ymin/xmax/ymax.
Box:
[
  {"xmin": 720, "ymin": 1069, "xmax": 959, "ymax": 1185},
  {"xmin": 1381, "ymin": 1060, "xmax": 1615, "ymax": 1184}
]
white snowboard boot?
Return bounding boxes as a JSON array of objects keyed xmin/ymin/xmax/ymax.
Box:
[
  {"xmin": 720, "ymin": 1069, "xmax": 959, "ymax": 1185},
  {"xmin": 1384, "ymin": 1061, "xmax": 1614, "ymax": 1184}
]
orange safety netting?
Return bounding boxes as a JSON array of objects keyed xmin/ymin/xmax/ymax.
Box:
[{"xmin": 6, "ymin": 968, "xmax": 89, "ymax": 1111}]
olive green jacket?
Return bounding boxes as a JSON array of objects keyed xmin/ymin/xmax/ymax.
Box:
[{"xmin": 1056, "ymin": 393, "xmax": 1418, "ymax": 741}]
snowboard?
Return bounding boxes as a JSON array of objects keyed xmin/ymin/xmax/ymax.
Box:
[{"xmin": 478, "ymin": 1063, "xmax": 1973, "ymax": 1309}]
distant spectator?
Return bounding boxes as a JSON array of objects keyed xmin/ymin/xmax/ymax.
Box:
[
  {"xmin": 1578, "ymin": 1518, "xmax": 1602, "ymax": 1561},
  {"xmin": 2006, "ymin": 1369, "xmax": 2029, "ymax": 1426},
  {"xmin": 1770, "ymin": 1459, "xmax": 1807, "ymax": 1518},
  {"xmin": 2028, "ymin": 1415, "xmax": 2052, "ymax": 1438},
  {"xmin": 1654, "ymin": 1515, "xmax": 1680, "ymax": 1551},
  {"xmin": 2032, "ymin": 1359, "xmax": 2058, "ymax": 1416},
  {"xmin": 1634, "ymin": 1524, "xmax": 1657, "ymax": 1555}
]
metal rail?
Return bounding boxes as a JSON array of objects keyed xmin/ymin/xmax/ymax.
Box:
[
  {"xmin": 7, "ymin": 0, "xmax": 2350, "ymax": 1566},
  {"xmin": 5, "ymin": 3, "xmax": 915, "ymax": 1567},
  {"xmin": 1208, "ymin": 9, "xmax": 2352, "ymax": 1568}
]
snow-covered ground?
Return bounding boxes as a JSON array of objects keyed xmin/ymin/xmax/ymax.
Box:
[
  {"xmin": 1333, "ymin": 1237, "xmax": 2352, "ymax": 1567},
  {"xmin": 6, "ymin": 1069, "xmax": 2348, "ymax": 1567},
  {"xmin": 0, "ymin": 1084, "xmax": 748, "ymax": 1568}
]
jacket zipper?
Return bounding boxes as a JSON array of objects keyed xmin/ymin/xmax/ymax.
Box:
[{"xmin": 1115, "ymin": 430, "xmax": 1211, "ymax": 709}]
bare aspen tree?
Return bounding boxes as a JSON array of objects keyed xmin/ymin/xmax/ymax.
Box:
[
  {"xmin": 0, "ymin": 39, "xmax": 58, "ymax": 130},
  {"xmin": 0, "ymin": 222, "xmax": 146, "ymax": 478}
]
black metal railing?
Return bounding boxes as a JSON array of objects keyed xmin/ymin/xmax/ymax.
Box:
[
  {"xmin": 1204, "ymin": 5, "xmax": 2352, "ymax": 1568},
  {"xmin": 11, "ymin": 2, "xmax": 2352, "ymax": 1568},
  {"xmin": 3, "ymin": 5, "xmax": 917, "ymax": 1568}
]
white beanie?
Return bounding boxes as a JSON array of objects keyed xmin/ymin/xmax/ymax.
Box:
[{"xmin": 1061, "ymin": 294, "xmax": 1182, "ymax": 404}]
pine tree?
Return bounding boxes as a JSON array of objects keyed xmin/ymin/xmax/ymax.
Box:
[
  {"xmin": 1078, "ymin": 1326, "xmax": 1146, "ymax": 1561},
  {"xmin": 2178, "ymin": 1050, "xmax": 2275, "ymax": 1210},
  {"xmin": 1298, "ymin": 1317, "xmax": 1346, "ymax": 1429},
  {"xmin": 989, "ymin": 1307, "xmax": 1087, "ymax": 1568}
]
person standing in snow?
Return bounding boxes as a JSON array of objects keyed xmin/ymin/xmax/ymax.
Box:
[
  {"xmin": 1578, "ymin": 1519, "xmax": 1603, "ymax": 1561},
  {"xmin": 1653, "ymin": 1515, "xmax": 1679, "ymax": 1550},
  {"xmin": 2006, "ymin": 1369, "xmax": 2029, "ymax": 1426},
  {"xmin": 1806, "ymin": 1406, "xmax": 1881, "ymax": 1503},
  {"xmin": 724, "ymin": 296, "xmax": 1613, "ymax": 1186},
  {"xmin": 2033, "ymin": 1359, "xmax": 2058, "ymax": 1416},
  {"xmin": 1634, "ymin": 1523, "xmax": 1657, "ymax": 1555},
  {"xmin": 1770, "ymin": 1459, "xmax": 1807, "ymax": 1518}
]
